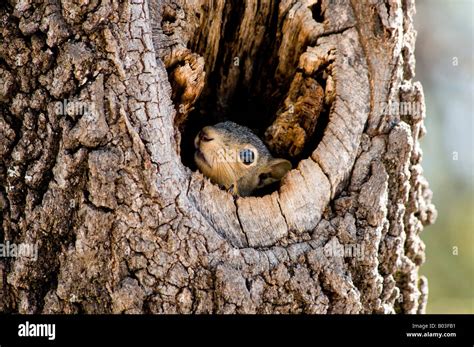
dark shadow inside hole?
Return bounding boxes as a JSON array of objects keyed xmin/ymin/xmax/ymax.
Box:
[
  {"xmin": 177, "ymin": 1, "xmax": 331, "ymax": 196},
  {"xmin": 179, "ymin": 81, "xmax": 330, "ymax": 198},
  {"xmin": 310, "ymin": 1, "xmax": 324, "ymax": 23},
  {"xmin": 179, "ymin": 88, "xmax": 276, "ymax": 173}
]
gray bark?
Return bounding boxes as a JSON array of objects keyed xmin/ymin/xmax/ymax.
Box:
[{"xmin": 0, "ymin": 0, "xmax": 436, "ymax": 314}]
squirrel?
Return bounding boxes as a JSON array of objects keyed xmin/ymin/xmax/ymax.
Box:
[{"xmin": 194, "ymin": 121, "xmax": 292, "ymax": 196}]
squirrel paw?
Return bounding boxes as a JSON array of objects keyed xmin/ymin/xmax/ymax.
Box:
[{"xmin": 228, "ymin": 184, "xmax": 239, "ymax": 197}]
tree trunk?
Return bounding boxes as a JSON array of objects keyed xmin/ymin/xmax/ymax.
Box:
[{"xmin": 0, "ymin": 0, "xmax": 436, "ymax": 314}]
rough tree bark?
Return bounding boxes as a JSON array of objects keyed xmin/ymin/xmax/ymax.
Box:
[{"xmin": 0, "ymin": 0, "xmax": 436, "ymax": 314}]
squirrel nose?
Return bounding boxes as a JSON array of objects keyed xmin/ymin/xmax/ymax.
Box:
[{"xmin": 199, "ymin": 129, "xmax": 213, "ymax": 142}]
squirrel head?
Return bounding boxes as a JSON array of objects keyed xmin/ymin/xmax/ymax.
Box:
[{"xmin": 194, "ymin": 121, "xmax": 292, "ymax": 196}]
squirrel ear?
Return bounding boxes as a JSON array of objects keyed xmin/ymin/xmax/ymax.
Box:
[
  {"xmin": 268, "ymin": 158, "xmax": 292, "ymax": 180},
  {"xmin": 258, "ymin": 159, "xmax": 292, "ymax": 187}
]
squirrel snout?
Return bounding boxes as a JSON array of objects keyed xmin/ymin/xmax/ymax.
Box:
[{"xmin": 195, "ymin": 128, "xmax": 215, "ymax": 150}]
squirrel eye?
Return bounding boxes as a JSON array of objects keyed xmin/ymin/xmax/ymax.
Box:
[{"xmin": 239, "ymin": 149, "xmax": 255, "ymax": 165}]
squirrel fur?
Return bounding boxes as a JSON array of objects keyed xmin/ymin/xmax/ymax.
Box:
[{"xmin": 194, "ymin": 121, "xmax": 292, "ymax": 196}]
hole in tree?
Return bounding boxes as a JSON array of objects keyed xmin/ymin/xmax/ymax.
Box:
[
  {"xmin": 310, "ymin": 1, "xmax": 325, "ymax": 23},
  {"xmin": 170, "ymin": 1, "xmax": 332, "ymax": 197}
]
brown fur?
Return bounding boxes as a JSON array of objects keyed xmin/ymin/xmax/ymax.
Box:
[{"xmin": 194, "ymin": 121, "xmax": 292, "ymax": 196}]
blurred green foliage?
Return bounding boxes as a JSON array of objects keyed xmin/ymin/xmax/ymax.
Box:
[{"xmin": 415, "ymin": 0, "xmax": 473, "ymax": 314}]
